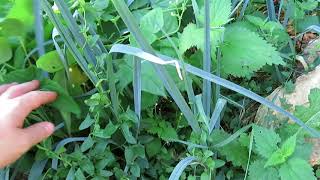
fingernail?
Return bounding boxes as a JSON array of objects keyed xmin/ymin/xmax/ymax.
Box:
[{"xmin": 44, "ymin": 123, "xmax": 55, "ymax": 134}]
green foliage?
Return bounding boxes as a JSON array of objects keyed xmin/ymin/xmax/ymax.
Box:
[
  {"xmin": 294, "ymin": 88, "xmax": 320, "ymax": 122},
  {"xmin": 1, "ymin": 0, "xmax": 318, "ymax": 179},
  {"xmin": 0, "ymin": 37, "xmax": 12, "ymax": 64},
  {"xmin": 199, "ymin": 0, "xmax": 232, "ymax": 27},
  {"xmin": 253, "ymin": 125, "xmax": 281, "ymax": 158},
  {"xmin": 221, "ymin": 26, "xmax": 285, "ymax": 77},
  {"xmin": 279, "ymin": 158, "xmax": 316, "ymax": 180},
  {"xmin": 249, "ymin": 160, "xmax": 279, "ymax": 180}
]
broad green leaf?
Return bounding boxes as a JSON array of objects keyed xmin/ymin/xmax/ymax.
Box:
[
  {"xmin": 279, "ymin": 158, "xmax": 316, "ymax": 180},
  {"xmin": 199, "ymin": 0, "xmax": 232, "ymax": 27},
  {"xmin": 41, "ymin": 79, "xmax": 81, "ymax": 115},
  {"xmin": 79, "ymin": 114, "xmax": 95, "ymax": 130},
  {"xmin": 75, "ymin": 168, "xmax": 86, "ymax": 180},
  {"xmin": 179, "ymin": 23, "xmax": 223, "ymax": 54},
  {"xmin": 265, "ymin": 134, "xmax": 297, "ymax": 167},
  {"xmin": 140, "ymin": 8, "xmax": 164, "ymax": 33},
  {"xmin": 125, "ymin": 144, "xmax": 145, "ymax": 164},
  {"xmin": 121, "ymin": 123, "xmax": 137, "ymax": 144},
  {"xmin": 179, "ymin": 23, "xmax": 204, "ymax": 54},
  {"xmin": 130, "ymin": 164, "xmax": 140, "ymax": 177},
  {"xmin": 93, "ymin": 122, "xmax": 119, "ymax": 139},
  {"xmin": 253, "ymin": 125, "xmax": 281, "ymax": 158},
  {"xmin": 81, "ymin": 136, "xmax": 95, "ymax": 152},
  {"xmin": 36, "ymin": 51, "xmax": 64, "ymax": 73},
  {"xmin": 248, "ymin": 160, "xmax": 279, "ymax": 180},
  {"xmin": 0, "ymin": 18, "xmax": 26, "ymax": 37},
  {"xmin": 66, "ymin": 167, "xmax": 75, "ymax": 180},
  {"xmin": 1, "ymin": 66, "xmax": 42, "ymax": 83},
  {"xmin": 146, "ymin": 138, "xmax": 161, "ymax": 157},
  {"xmin": 0, "ymin": 37, "xmax": 12, "ymax": 64},
  {"xmin": 80, "ymin": 158, "xmax": 95, "ymax": 176},
  {"xmin": 221, "ymin": 26, "xmax": 285, "ymax": 77},
  {"xmin": 6, "ymin": 0, "xmax": 34, "ymax": 28}
]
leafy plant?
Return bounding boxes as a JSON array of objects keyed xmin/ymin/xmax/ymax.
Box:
[{"xmin": 0, "ymin": 0, "xmax": 319, "ymax": 179}]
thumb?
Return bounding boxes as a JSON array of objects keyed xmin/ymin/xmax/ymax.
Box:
[{"xmin": 21, "ymin": 122, "xmax": 55, "ymax": 148}]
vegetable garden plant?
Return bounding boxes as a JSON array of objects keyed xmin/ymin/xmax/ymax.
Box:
[{"xmin": 0, "ymin": 0, "xmax": 320, "ymax": 179}]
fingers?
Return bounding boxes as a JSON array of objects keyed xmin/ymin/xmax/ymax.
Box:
[
  {"xmin": 13, "ymin": 91, "xmax": 57, "ymax": 125},
  {"xmin": 1, "ymin": 80, "xmax": 40, "ymax": 99},
  {"xmin": 0, "ymin": 83, "xmax": 18, "ymax": 95},
  {"xmin": 19, "ymin": 122, "xmax": 54, "ymax": 149}
]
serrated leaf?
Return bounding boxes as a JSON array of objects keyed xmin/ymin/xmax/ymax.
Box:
[
  {"xmin": 294, "ymin": 88, "xmax": 320, "ymax": 122},
  {"xmin": 221, "ymin": 27, "xmax": 285, "ymax": 77},
  {"xmin": 253, "ymin": 125, "xmax": 281, "ymax": 158},
  {"xmin": 279, "ymin": 158, "xmax": 316, "ymax": 180},
  {"xmin": 265, "ymin": 134, "xmax": 297, "ymax": 167},
  {"xmin": 179, "ymin": 23, "xmax": 204, "ymax": 54},
  {"xmin": 199, "ymin": 0, "xmax": 232, "ymax": 27},
  {"xmin": 248, "ymin": 160, "xmax": 279, "ymax": 180}
]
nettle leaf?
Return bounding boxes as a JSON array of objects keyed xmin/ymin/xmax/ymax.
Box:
[
  {"xmin": 248, "ymin": 160, "xmax": 279, "ymax": 180},
  {"xmin": 221, "ymin": 27, "xmax": 285, "ymax": 77},
  {"xmin": 179, "ymin": 23, "xmax": 204, "ymax": 54},
  {"xmin": 140, "ymin": 8, "xmax": 164, "ymax": 33},
  {"xmin": 36, "ymin": 51, "xmax": 64, "ymax": 73},
  {"xmin": 294, "ymin": 88, "xmax": 320, "ymax": 122},
  {"xmin": 265, "ymin": 134, "xmax": 297, "ymax": 167},
  {"xmin": 253, "ymin": 125, "xmax": 281, "ymax": 158},
  {"xmin": 179, "ymin": 23, "xmax": 223, "ymax": 54},
  {"xmin": 0, "ymin": 37, "xmax": 12, "ymax": 64},
  {"xmin": 199, "ymin": 0, "xmax": 232, "ymax": 27},
  {"xmin": 279, "ymin": 158, "xmax": 316, "ymax": 180}
]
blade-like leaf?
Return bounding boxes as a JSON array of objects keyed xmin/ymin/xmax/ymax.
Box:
[
  {"xmin": 110, "ymin": 44, "xmax": 320, "ymax": 137},
  {"xmin": 203, "ymin": 0, "xmax": 212, "ymax": 115},
  {"xmin": 169, "ymin": 156, "xmax": 198, "ymax": 180},
  {"xmin": 209, "ymin": 98, "xmax": 227, "ymax": 133},
  {"xmin": 266, "ymin": 0, "xmax": 276, "ymax": 21},
  {"xmin": 110, "ymin": 0, "xmax": 201, "ymax": 133},
  {"xmin": 213, "ymin": 124, "xmax": 252, "ymax": 148}
]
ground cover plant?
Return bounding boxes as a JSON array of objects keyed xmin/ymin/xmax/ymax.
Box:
[{"xmin": 0, "ymin": 0, "xmax": 319, "ymax": 179}]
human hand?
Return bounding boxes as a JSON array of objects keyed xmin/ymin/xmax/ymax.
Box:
[{"xmin": 0, "ymin": 80, "xmax": 57, "ymax": 168}]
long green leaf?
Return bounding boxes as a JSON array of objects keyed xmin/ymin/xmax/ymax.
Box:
[
  {"xmin": 203, "ymin": 0, "xmax": 212, "ymax": 115},
  {"xmin": 110, "ymin": 44, "xmax": 320, "ymax": 137},
  {"xmin": 111, "ymin": 0, "xmax": 201, "ymax": 133},
  {"xmin": 169, "ymin": 156, "xmax": 198, "ymax": 180}
]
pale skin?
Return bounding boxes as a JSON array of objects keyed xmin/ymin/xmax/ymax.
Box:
[{"xmin": 0, "ymin": 80, "xmax": 57, "ymax": 169}]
